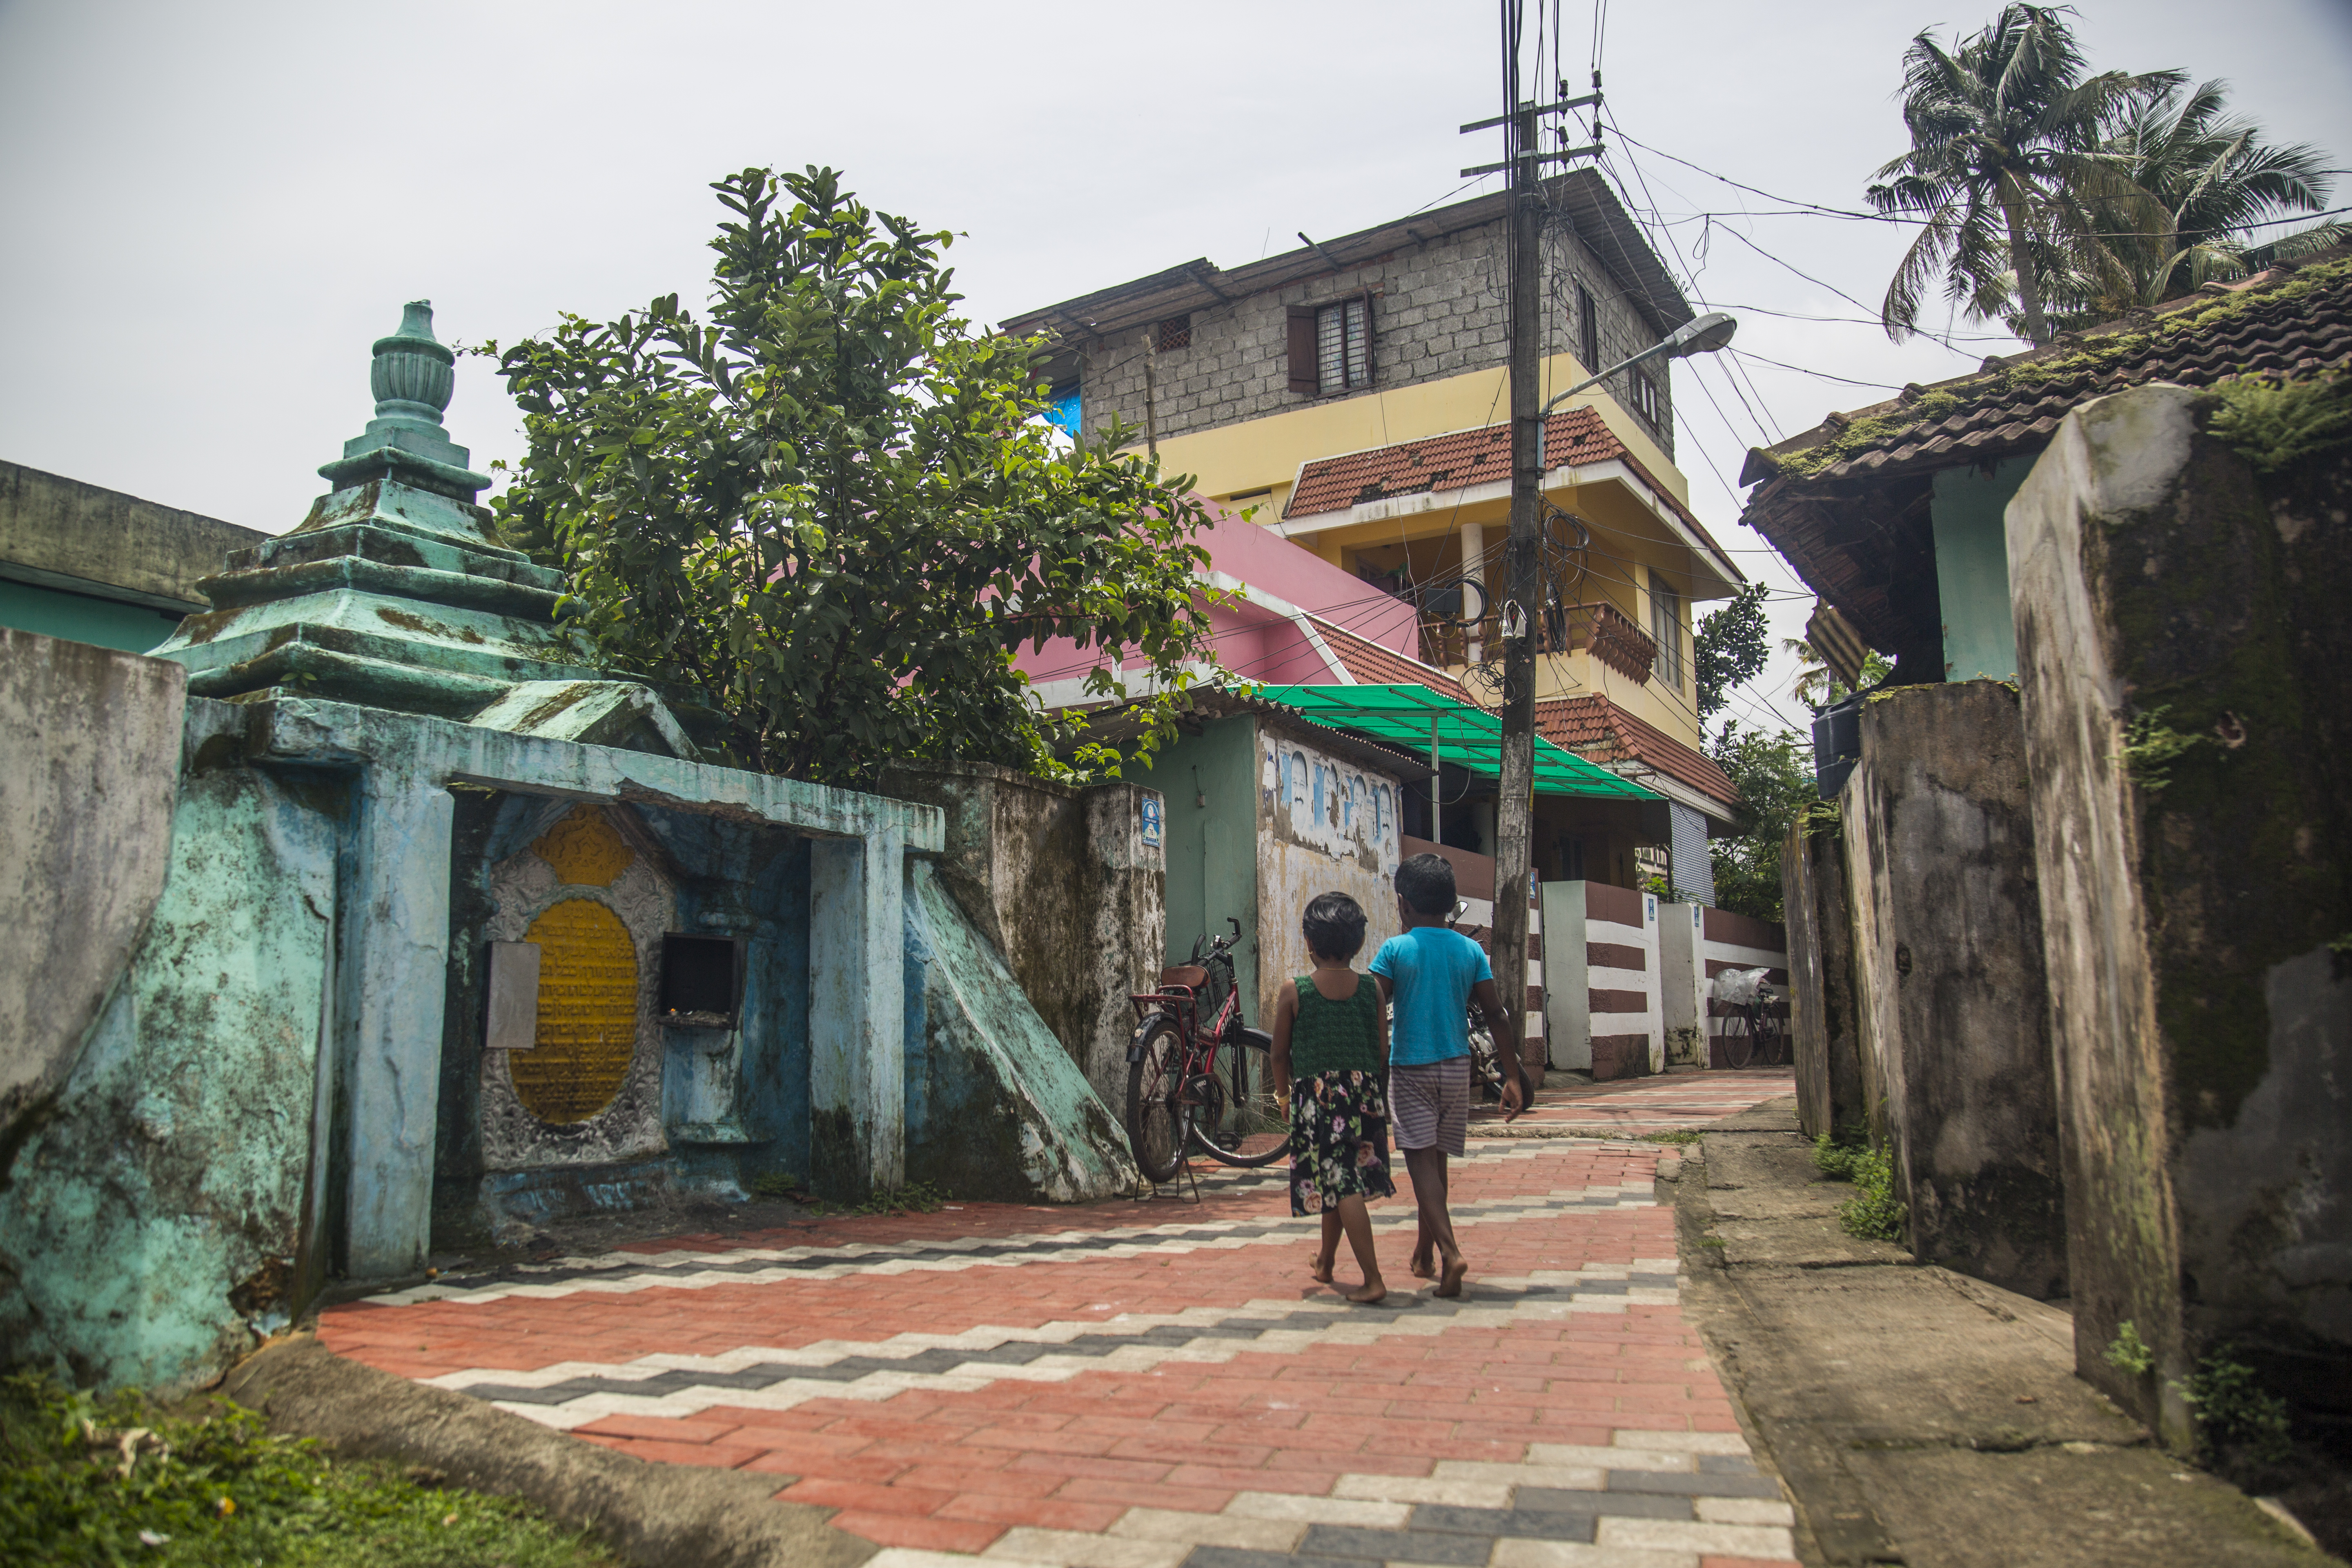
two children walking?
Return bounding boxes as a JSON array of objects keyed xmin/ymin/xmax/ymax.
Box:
[{"xmin": 1267, "ymin": 854, "xmax": 1526, "ymax": 1303}]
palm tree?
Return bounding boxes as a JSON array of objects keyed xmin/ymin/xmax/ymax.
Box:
[
  {"xmin": 1785, "ymin": 638, "xmax": 1894, "ymax": 710},
  {"xmin": 2034, "ymin": 78, "xmax": 2340, "ymax": 326},
  {"xmin": 1868, "ymin": 4, "xmax": 2180, "ymax": 347}
]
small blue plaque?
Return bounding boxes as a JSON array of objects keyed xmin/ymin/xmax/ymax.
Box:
[{"xmin": 1139, "ymin": 794, "xmax": 1163, "ymax": 848}]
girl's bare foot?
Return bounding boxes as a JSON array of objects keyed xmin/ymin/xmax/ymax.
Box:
[
  {"xmin": 1434, "ymin": 1257, "xmax": 1468, "ymax": 1298},
  {"xmin": 1347, "ymin": 1279, "xmax": 1388, "ymax": 1304},
  {"xmin": 1309, "ymin": 1255, "xmax": 1336, "ymax": 1284},
  {"xmin": 1408, "ymin": 1252, "xmax": 1437, "ymax": 1280}
]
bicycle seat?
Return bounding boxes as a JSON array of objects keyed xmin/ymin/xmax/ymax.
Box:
[{"xmin": 1159, "ymin": 964, "xmax": 1209, "ymax": 989}]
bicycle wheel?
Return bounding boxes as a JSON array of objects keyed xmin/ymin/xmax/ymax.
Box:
[
  {"xmin": 1189, "ymin": 1032, "xmax": 1289, "ymax": 1167},
  {"xmin": 1125, "ymin": 1014, "xmax": 1189, "ymax": 1183},
  {"xmin": 1720, "ymin": 1011, "xmax": 1754, "ymax": 1071},
  {"xmin": 1757, "ymin": 1008, "xmax": 1786, "ymax": 1067}
]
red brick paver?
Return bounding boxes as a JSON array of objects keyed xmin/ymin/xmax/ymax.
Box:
[{"xmin": 326, "ymin": 1069, "xmax": 1801, "ymax": 1566}]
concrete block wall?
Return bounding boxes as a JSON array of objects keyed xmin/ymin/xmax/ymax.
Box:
[
  {"xmin": 1076, "ymin": 215, "xmax": 1673, "ymax": 459},
  {"xmin": 1780, "ymin": 814, "xmax": 1866, "ymax": 1140},
  {"xmin": 2007, "ymin": 383, "xmax": 2352, "ymax": 1443},
  {"xmin": 1841, "ymin": 680, "xmax": 2066, "ymax": 1301},
  {"xmin": 1542, "ymin": 880, "xmax": 1659, "ymax": 1080}
]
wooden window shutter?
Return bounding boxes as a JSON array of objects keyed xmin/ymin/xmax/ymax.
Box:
[{"xmin": 1286, "ymin": 306, "xmax": 1318, "ymax": 394}]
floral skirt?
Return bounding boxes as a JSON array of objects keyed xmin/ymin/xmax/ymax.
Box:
[{"xmin": 1287, "ymin": 1069, "xmax": 1396, "ymax": 1217}]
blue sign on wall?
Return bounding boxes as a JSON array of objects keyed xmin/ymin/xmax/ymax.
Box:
[{"xmin": 1139, "ymin": 793, "xmax": 1163, "ymax": 849}]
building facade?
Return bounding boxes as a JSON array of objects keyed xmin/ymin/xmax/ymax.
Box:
[{"xmin": 1005, "ymin": 172, "xmax": 1744, "ymax": 900}]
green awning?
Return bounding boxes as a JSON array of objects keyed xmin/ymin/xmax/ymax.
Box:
[{"xmin": 1252, "ymin": 684, "xmax": 1661, "ymax": 801}]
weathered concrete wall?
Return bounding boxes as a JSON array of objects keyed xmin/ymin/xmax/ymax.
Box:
[
  {"xmin": 2007, "ymin": 383, "xmax": 2352, "ymax": 1442},
  {"xmin": 1841, "ymin": 681, "xmax": 2065, "ymax": 1300},
  {"xmin": 878, "ymin": 762, "xmax": 1167, "ymax": 1109},
  {"xmin": 902, "ymin": 862, "xmax": 1137, "ymax": 1202},
  {"xmin": 1780, "ymin": 813, "xmax": 1865, "ymax": 1140},
  {"xmin": 0, "ymin": 629, "xmax": 185, "ymax": 1173},
  {"xmin": 0, "ymin": 459, "xmax": 265, "ymax": 612},
  {"xmin": 0, "ymin": 701, "xmax": 340, "ymax": 1394},
  {"xmin": 1252, "ymin": 719, "xmax": 1405, "ymax": 1029}
]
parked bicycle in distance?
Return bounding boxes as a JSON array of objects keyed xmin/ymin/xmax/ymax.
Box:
[
  {"xmin": 1711, "ymin": 966, "xmax": 1784, "ymax": 1070},
  {"xmin": 1125, "ymin": 918, "xmax": 1288, "ymax": 1182}
]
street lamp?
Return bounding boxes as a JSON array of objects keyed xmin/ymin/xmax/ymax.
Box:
[{"xmin": 1534, "ymin": 312, "xmax": 1738, "ymax": 468}]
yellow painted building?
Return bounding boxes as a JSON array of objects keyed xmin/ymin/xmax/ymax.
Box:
[{"xmin": 1007, "ymin": 173, "xmax": 1746, "ymax": 895}]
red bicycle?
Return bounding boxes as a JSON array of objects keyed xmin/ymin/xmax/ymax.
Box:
[{"xmin": 1126, "ymin": 918, "xmax": 1288, "ymax": 1181}]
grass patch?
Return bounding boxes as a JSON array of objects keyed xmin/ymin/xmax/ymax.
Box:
[
  {"xmin": 0, "ymin": 1374, "xmax": 617, "ymax": 1567},
  {"xmin": 1811, "ymin": 1129, "xmax": 1906, "ymax": 1242}
]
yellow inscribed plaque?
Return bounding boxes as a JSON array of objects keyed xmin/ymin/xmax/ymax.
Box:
[
  {"xmin": 532, "ymin": 807, "xmax": 635, "ymax": 888},
  {"xmin": 509, "ymin": 898, "xmax": 639, "ymax": 1124}
]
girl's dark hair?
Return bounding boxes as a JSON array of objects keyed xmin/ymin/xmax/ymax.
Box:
[
  {"xmin": 1301, "ymin": 891, "xmax": 1368, "ymax": 962},
  {"xmin": 1394, "ymin": 852, "xmax": 1458, "ymax": 915}
]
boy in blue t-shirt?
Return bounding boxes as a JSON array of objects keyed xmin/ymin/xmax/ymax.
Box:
[{"xmin": 1368, "ymin": 853, "xmax": 1526, "ymax": 1297}]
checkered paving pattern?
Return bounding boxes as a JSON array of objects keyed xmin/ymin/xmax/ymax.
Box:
[{"xmin": 323, "ymin": 1073, "xmax": 1800, "ymax": 1568}]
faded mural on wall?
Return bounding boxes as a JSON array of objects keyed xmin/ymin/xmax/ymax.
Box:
[{"xmin": 1255, "ymin": 724, "xmax": 1406, "ymax": 1025}]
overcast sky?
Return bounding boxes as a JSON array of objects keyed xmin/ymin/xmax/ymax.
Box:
[{"xmin": 5, "ymin": 0, "xmax": 2347, "ymax": 733}]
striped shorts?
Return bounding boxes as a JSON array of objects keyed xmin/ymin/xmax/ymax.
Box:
[{"xmin": 1388, "ymin": 1056, "xmax": 1469, "ymax": 1156}]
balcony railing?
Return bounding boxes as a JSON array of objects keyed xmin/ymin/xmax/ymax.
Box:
[{"xmin": 1416, "ymin": 600, "xmax": 1657, "ymax": 684}]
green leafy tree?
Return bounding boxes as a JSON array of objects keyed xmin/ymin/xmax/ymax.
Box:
[
  {"xmin": 1694, "ymin": 583, "xmax": 1770, "ymax": 723},
  {"xmin": 1869, "ymin": 4, "xmax": 2178, "ymax": 346},
  {"xmin": 1707, "ymin": 723, "xmax": 1817, "ymax": 923},
  {"xmin": 488, "ymin": 167, "xmax": 1221, "ymax": 784}
]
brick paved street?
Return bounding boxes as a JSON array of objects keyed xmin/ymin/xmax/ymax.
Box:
[{"xmin": 325, "ymin": 1068, "xmax": 1799, "ymax": 1568}]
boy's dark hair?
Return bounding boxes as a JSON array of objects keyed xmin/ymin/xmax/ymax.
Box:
[
  {"xmin": 1395, "ymin": 853, "xmax": 1458, "ymax": 915},
  {"xmin": 1301, "ymin": 891, "xmax": 1368, "ymax": 961}
]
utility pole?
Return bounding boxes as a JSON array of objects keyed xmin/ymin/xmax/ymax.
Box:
[
  {"xmin": 1461, "ymin": 19, "xmax": 1604, "ymax": 1091},
  {"xmin": 1492, "ymin": 90, "xmax": 1543, "ymax": 1091}
]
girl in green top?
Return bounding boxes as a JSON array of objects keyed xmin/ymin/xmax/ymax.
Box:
[{"xmin": 1270, "ymin": 891, "xmax": 1394, "ymax": 1304}]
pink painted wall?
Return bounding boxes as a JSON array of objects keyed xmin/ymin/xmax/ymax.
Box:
[{"xmin": 1010, "ymin": 501, "xmax": 1416, "ymax": 698}]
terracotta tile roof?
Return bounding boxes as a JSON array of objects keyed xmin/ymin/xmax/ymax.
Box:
[
  {"xmin": 1741, "ymin": 252, "xmax": 2352, "ymax": 490},
  {"xmin": 1309, "ymin": 616, "xmax": 1472, "ymax": 701},
  {"xmin": 1535, "ymin": 694, "xmax": 1740, "ymax": 812},
  {"xmin": 1285, "ymin": 407, "xmax": 1625, "ymax": 520},
  {"xmin": 1737, "ymin": 252, "xmax": 2352, "ymax": 662}
]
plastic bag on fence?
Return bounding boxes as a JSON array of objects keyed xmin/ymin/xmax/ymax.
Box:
[{"xmin": 1710, "ymin": 967, "xmax": 1773, "ymax": 1005}]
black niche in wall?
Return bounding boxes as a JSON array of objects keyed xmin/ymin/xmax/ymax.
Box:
[{"xmin": 659, "ymin": 933, "xmax": 746, "ymax": 1026}]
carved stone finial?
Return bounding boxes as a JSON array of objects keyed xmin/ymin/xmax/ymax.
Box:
[
  {"xmin": 318, "ymin": 299, "xmax": 491, "ymax": 501},
  {"xmin": 370, "ymin": 300, "xmax": 456, "ymax": 427}
]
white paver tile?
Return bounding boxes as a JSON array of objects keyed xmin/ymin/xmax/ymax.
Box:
[
  {"xmin": 1523, "ymin": 1443, "xmax": 1693, "ymax": 1472},
  {"xmin": 1430, "ymin": 1459, "xmax": 1607, "ymax": 1490},
  {"xmin": 1595, "ymin": 1516, "xmax": 1797, "ymax": 1557},
  {"xmin": 984, "ymin": 1529, "xmax": 1188, "ymax": 1568},
  {"xmin": 1490, "ymin": 1539, "xmax": 1699, "ymax": 1568},
  {"xmin": 1223, "ymin": 1493, "xmax": 1413, "ymax": 1526},
  {"xmin": 1610, "ymin": 1429, "xmax": 1749, "ymax": 1455},
  {"xmin": 1695, "ymin": 1496, "xmax": 1795, "ymax": 1525},
  {"xmin": 1107, "ymin": 1509, "xmax": 1305, "ymax": 1549},
  {"xmin": 1332, "ymin": 1474, "xmax": 1517, "ymax": 1507},
  {"xmin": 874, "ymin": 1551, "xmax": 1054, "ymax": 1568}
]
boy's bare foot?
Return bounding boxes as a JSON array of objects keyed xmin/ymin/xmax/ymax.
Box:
[
  {"xmin": 1347, "ymin": 1280, "xmax": 1388, "ymax": 1304},
  {"xmin": 1309, "ymin": 1255, "xmax": 1336, "ymax": 1284},
  {"xmin": 1408, "ymin": 1252, "xmax": 1437, "ymax": 1280},
  {"xmin": 1434, "ymin": 1257, "xmax": 1468, "ymax": 1298}
]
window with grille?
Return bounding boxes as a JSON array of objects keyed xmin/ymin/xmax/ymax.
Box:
[
  {"xmin": 1156, "ymin": 315, "xmax": 1192, "ymax": 352},
  {"xmin": 1287, "ymin": 295, "xmax": 1372, "ymax": 395},
  {"xmin": 1631, "ymin": 367, "xmax": 1662, "ymax": 427},
  {"xmin": 1650, "ymin": 577, "xmax": 1685, "ymax": 690},
  {"xmin": 1577, "ymin": 284, "xmax": 1599, "ymax": 371}
]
